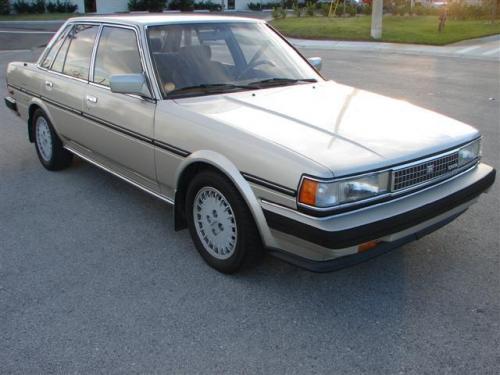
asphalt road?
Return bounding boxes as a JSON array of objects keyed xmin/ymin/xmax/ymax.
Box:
[{"xmin": 1, "ymin": 40, "xmax": 499, "ymax": 374}]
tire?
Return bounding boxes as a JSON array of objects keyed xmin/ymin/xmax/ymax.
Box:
[
  {"xmin": 33, "ymin": 109, "xmax": 72, "ymax": 171},
  {"xmin": 185, "ymin": 170, "xmax": 263, "ymax": 274}
]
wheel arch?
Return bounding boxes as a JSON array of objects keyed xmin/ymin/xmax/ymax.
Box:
[
  {"xmin": 27, "ymin": 99, "xmax": 56, "ymax": 143},
  {"xmin": 173, "ymin": 150, "xmax": 276, "ymax": 248}
]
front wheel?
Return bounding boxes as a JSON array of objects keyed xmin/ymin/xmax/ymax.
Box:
[
  {"xmin": 33, "ymin": 109, "xmax": 72, "ymax": 171},
  {"xmin": 185, "ymin": 170, "xmax": 262, "ymax": 274}
]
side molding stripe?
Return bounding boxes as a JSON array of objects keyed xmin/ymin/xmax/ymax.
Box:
[
  {"xmin": 242, "ymin": 172, "xmax": 296, "ymax": 197},
  {"xmin": 9, "ymin": 84, "xmax": 190, "ymax": 158},
  {"xmin": 10, "ymin": 84, "xmax": 298, "ymax": 198}
]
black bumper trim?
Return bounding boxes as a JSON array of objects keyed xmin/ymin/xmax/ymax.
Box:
[
  {"xmin": 264, "ymin": 167, "xmax": 495, "ymax": 249},
  {"xmin": 4, "ymin": 96, "xmax": 17, "ymax": 112},
  {"xmin": 268, "ymin": 210, "xmax": 465, "ymax": 272}
]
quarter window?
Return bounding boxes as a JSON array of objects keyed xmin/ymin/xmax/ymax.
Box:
[
  {"xmin": 51, "ymin": 34, "xmax": 71, "ymax": 73},
  {"xmin": 40, "ymin": 26, "xmax": 71, "ymax": 69},
  {"xmin": 62, "ymin": 24, "xmax": 99, "ymax": 80},
  {"xmin": 93, "ymin": 27, "xmax": 143, "ymax": 86}
]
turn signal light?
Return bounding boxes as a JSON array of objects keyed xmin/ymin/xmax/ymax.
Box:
[
  {"xmin": 298, "ymin": 178, "xmax": 318, "ymax": 206},
  {"xmin": 358, "ymin": 240, "xmax": 380, "ymax": 253}
]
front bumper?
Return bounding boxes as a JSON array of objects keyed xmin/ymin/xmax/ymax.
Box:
[{"xmin": 262, "ymin": 163, "xmax": 496, "ymax": 272}]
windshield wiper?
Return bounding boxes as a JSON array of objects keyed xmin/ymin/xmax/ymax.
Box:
[
  {"xmin": 167, "ymin": 83, "xmax": 258, "ymax": 98},
  {"xmin": 249, "ymin": 78, "xmax": 317, "ymax": 87}
]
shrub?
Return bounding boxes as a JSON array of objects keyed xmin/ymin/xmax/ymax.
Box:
[
  {"xmin": 13, "ymin": 0, "xmax": 46, "ymax": 13},
  {"xmin": 13, "ymin": 0, "xmax": 47, "ymax": 13},
  {"xmin": 305, "ymin": 1, "xmax": 314, "ymax": 15},
  {"xmin": 47, "ymin": 1, "xmax": 78, "ymax": 13},
  {"xmin": 361, "ymin": 3, "xmax": 371, "ymax": 15},
  {"xmin": 320, "ymin": 3, "xmax": 330, "ymax": 16},
  {"xmin": 272, "ymin": 6, "xmax": 279, "ymax": 18},
  {"xmin": 272, "ymin": 5, "xmax": 287, "ymax": 18},
  {"xmin": 293, "ymin": 2, "xmax": 302, "ymax": 16},
  {"xmin": 346, "ymin": 3, "xmax": 356, "ymax": 16},
  {"xmin": 257, "ymin": 1, "xmax": 286, "ymax": 10},
  {"xmin": 129, "ymin": 0, "xmax": 166, "ymax": 11},
  {"xmin": 0, "ymin": 0, "xmax": 10, "ymax": 15},
  {"xmin": 167, "ymin": 0, "xmax": 193, "ymax": 10},
  {"xmin": 128, "ymin": 0, "xmax": 148, "ymax": 10},
  {"xmin": 193, "ymin": 1, "xmax": 221, "ymax": 11},
  {"xmin": 33, "ymin": 0, "xmax": 45, "ymax": 12},
  {"xmin": 448, "ymin": 0, "xmax": 491, "ymax": 20},
  {"xmin": 247, "ymin": 2, "xmax": 262, "ymax": 10}
]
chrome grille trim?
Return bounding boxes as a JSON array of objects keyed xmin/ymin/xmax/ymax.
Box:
[{"xmin": 392, "ymin": 152, "xmax": 460, "ymax": 192}]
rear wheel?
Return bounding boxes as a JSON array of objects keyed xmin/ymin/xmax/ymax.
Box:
[
  {"xmin": 33, "ymin": 109, "xmax": 72, "ymax": 171},
  {"xmin": 186, "ymin": 170, "xmax": 262, "ymax": 274}
]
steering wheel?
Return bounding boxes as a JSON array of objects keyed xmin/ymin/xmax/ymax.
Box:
[
  {"xmin": 237, "ymin": 60, "xmax": 276, "ymax": 80},
  {"xmin": 236, "ymin": 41, "xmax": 275, "ymax": 80}
]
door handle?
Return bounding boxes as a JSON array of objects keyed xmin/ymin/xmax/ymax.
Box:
[
  {"xmin": 45, "ymin": 81, "xmax": 53, "ymax": 88},
  {"xmin": 86, "ymin": 95, "xmax": 97, "ymax": 104}
]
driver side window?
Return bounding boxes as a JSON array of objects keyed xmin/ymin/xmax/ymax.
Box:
[{"xmin": 93, "ymin": 26, "xmax": 143, "ymax": 87}]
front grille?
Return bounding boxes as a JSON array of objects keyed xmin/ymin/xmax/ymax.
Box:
[{"xmin": 392, "ymin": 152, "xmax": 460, "ymax": 191}]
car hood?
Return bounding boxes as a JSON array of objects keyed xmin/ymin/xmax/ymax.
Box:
[{"xmin": 174, "ymin": 81, "xmax": 479, "ymax": 176}]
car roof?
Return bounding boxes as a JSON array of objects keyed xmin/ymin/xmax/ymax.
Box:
[{"xmin": 67, "ymin": 14, "xmax": 264, "ymax": 27}]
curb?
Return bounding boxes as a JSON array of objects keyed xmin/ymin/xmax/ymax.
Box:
[{"xmin": 288, "ymin": 38, "xmax": 500, "ymax": 62}]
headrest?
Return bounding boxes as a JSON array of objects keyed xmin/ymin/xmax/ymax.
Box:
[{"xmin": 178, "ymin": 44, "xmax": 212, "ymax": 61}]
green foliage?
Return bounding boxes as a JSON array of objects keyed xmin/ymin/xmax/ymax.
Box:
[
  {"xmin": 305, "ymin": 1, "xmax": 314, "ymax": 16},
  {"xmin": 0, "ymin": 0, "xmax": 10, "ymax": 15},
  {"xmin": 14, "ymin": 0, "xmax": 43, "ymax": 13},
  {"xmin": 361, "ymin": 3, "xmax": 371, "ymax": 15},
  {"xmin": 272, "ymin": 6, "xmax": 287, "ymax": 19},
  {"xmin": 413, "ymin": 4, "xmax": 438, "ymax": 16},
  {"xmin": 46, "ymin": 1, "xmax": 78, "ymax": 13},
  {"xmin": 167, "ymin": 0, "xmax": 193, "ymax": 10},
  {"xmin": 247, "ymin": 2, "xmax": 263, "ymax": 10},
  {"xmin": 448, "ymin": 0, "xmax": 492, "ymax": 20},
  {"xmin": 193, "ymin": 1, "xmax": 222, "ymax": 11},
  {"xmin": 320, "ymin": 3, "xmax": 330, "ymax": 17},
  {"xmin": 293, "ymin": 1, "xmax": 302, "ymax": 17},
  {"xmin": 14, "ymin": 0, "xmax": 45, "ymax": 13},
  {"xmin": 347, "ymin": 3, "xmax": 356, "ymax": 16},
  {"xmin": 128, "ymin": 0, "xmax": 166, "ymax": 11}
]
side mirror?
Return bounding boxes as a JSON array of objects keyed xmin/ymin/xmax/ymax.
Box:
[
  {"xmin": 109, "ymin": 73, "xmax": 151, "ymax": 98},
  {"xmin": 307, "ymin": 57, "xmax": 322, "ymax": 72}
]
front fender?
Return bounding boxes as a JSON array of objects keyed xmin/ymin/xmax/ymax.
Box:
[{"xmin": 174, "ymin": 150, "xmax": 277, "ymax": 248}]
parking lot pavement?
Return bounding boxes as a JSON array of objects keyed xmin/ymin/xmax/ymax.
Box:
[{"xmin": 0, "ymin": 45, "xmax": 499, "ymax": 373}]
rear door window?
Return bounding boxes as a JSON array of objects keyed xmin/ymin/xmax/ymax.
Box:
[{"xmin": 62, "ymin": 24, "xmax": 99, "ymax": 80}]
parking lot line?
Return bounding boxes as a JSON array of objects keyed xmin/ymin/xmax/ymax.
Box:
[
  {"xmin": 0, "ymin": 49, "xmax": 31, "ymax": 53},
  {"xmin": 482, "ymin": 47, "xmax": 500, "ymax": 56},
  {"xmin": 0, "ymin": 30, "xmax": 54, "ymax": 34},
  {"xmin": 456, "ymin": 46, "xmax": 481, "ymax": 54}
]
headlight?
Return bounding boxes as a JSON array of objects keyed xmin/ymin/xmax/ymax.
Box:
[
  {"xmin": 299, "ymin": 172, "xmax": 390, "ymax": 208},
  {"xmin": 458, "ymin": 139, "xmax": 481, "ymax": 167}
]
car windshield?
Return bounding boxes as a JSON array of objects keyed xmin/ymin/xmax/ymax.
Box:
[{"xmin": 146, "ymin": 22, "xmax": 321, "ymax": 98}]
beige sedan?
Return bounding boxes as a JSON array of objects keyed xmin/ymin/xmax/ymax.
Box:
[{"xmin": 5, "ymin": 15, "xmax": 496, "ymax": 273}]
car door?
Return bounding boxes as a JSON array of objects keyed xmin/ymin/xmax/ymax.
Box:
[
  {"xmin": 39, "ymin": 24, "xmax": 99, "ymax": 140},
  {"xmin": 82, "ymin": 25, "xmax": 157, "ymax": 190}
]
